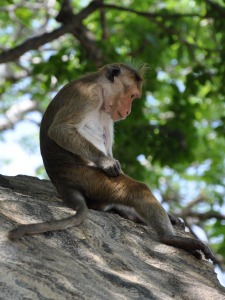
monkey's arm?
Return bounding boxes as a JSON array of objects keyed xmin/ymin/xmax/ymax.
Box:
[{"xmin": 48, "ymin": 101, "xmax": 121, "ymax": 177}]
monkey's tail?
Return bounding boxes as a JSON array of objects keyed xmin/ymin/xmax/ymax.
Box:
[{"xmin": 8, "ymin": 189, "xmax": 88, "ymax": 241}]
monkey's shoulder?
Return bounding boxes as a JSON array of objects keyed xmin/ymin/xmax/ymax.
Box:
[{"xmin": 54, "ymin": 80, "xmax": 103, "ymax": 107}]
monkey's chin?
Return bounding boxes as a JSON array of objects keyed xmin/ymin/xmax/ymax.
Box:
[
  {"xmin": 113, "ymin": 112, "xmax": 125, "ymax": 122},
  {"xmin": 113, "ymin": 117, "xmax": 124, "ymax": 122}
]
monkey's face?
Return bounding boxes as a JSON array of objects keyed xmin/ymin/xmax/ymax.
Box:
[
  {"xmin": 102, "ymin": 66, "xmax": 143, "ymax": 121},
  {"xmin": 111, "ymin": 85, "xmax": 141, "ymax": 121}
]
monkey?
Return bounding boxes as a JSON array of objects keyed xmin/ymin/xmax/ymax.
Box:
[{"xmin": 8, "ymin": 63, "xmax": 215, "ymax": 262}]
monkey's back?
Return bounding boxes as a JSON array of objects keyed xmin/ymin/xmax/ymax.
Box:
[{"xmin": 40, "ymin": 80, "xmax": 89, "ymax": 187}]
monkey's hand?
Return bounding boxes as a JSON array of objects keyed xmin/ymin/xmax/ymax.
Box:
[{"xmin": 98, "ymin": 157, "xmax": 122, "ymax": 177}]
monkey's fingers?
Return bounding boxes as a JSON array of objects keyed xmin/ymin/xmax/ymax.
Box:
[
  {"xmin": 108, "ymin": 160, "xmax": 121, "ymax": 177},
  {"xmin": 101, "ymin": 158, "xmax": 121, "ymax": 177},
  {"xmin": 188, "ymin": 250, "xmax": 202, "ymax": 260},
  {"xmin": 168, "ymin": 213, "xmax": 185, "ymax": 230},
  {"xmin": 114, "ymin": 160, "xmax": 122, "ymax": 175},
  {"xmin": 109, "ymin": 163, "xmax": 121, "ymax": 177},
  {"xmin": 160, "ymin": 235, "xmax": 215, "ymax": 262},
  {"xmin": 103, "ymin": 165, "xmax": 118, "ymax": 177}
]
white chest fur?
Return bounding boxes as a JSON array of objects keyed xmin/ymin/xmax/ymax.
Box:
[{"xmin": 78, "ymin": 109, "xmax": 114, "ymax": 157}]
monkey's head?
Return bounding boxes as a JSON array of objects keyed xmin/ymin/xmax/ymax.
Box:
[{"xmin": 101, "ymin": 63, "xmax": 148, "ymax": 121}]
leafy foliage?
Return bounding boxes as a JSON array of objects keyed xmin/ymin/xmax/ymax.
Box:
[{"xmin": 1, "ymin": 0, "xmax": 225, "ymax": 275}]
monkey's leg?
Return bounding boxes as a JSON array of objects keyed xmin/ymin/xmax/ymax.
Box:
[
  {"xmin": 75, "ymin": 167, "xmax": 215, "ymax": 262},
  {"xmin": 8, "ymin": 188, "xmax": 88, "ymax": 240}
]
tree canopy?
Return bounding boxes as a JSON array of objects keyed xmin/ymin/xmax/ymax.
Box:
[{"xmin": 0, "ymin": 0, "xmax": 225, "ymax": 282}]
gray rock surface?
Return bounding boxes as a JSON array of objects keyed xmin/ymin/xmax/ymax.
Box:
[{"xmin": 0, "ymin": 174, "xmax": 225, "ymax": 300}]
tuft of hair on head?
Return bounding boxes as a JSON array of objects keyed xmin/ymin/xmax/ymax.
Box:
[
  {"xmin": 123, "ymin": 60, "xmax": 149, "ymax": 82},
  {"xmin": 136, "ymin": 62, "xmax": 149, "ymax": 81}
]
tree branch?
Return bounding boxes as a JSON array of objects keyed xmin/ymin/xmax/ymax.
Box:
[
  {"xmin": 188, "ymin": 211, "xmax": 225, "ymax": 221},
  {"xmin": 181, "ymin": 194, "xmax": 206, "ymax": 217},
  {"xmin": 102, "ymin": 3, "xmax": 220, "ymax": 54},
  {"xmin": 56, "ymin": 0, "xmax": 103, "ymax": 67},
  {"xmin": 72, "ymin": 24, "xmax": 104, "ymax": 67},
  {"xmin": 0, "ymin": 100, "xmax": 39, "ymax": 131},
  {"xmin": 102, "ymin": 3, "xmax": 204, "ymax": 19},
  {"xmin": 0, "ymin": 0, "xmax": 103, "ymax": 64},
  {"xmin": 0, "ymin": 0, "xmax": 220, "ymax": 65}
]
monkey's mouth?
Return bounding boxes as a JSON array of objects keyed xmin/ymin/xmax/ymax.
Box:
[{"xmin": 117, "ymin": 111, "xmax": 123, "ymax": 119}]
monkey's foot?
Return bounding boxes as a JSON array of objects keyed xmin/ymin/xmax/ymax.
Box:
[
  {"xmin": 168, "ymin": 213, "xmax": 185, "ymax": 230},
  {"xmin": 160, "ymin": 235, "xmax": 215, "ymax": 262}
]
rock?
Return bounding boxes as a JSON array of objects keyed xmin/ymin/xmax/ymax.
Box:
[{"xmin": 0, "ymin": 174, "xmax": 225, "ymax": 300}]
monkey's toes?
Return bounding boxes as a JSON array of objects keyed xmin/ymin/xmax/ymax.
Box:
[
  {"xmin": 168, "ymin": 214, "xmax": 185, "ymax": 230},
  {"xmin": 202, "ymin": 245, "xmax": 215, "ymax": 262}
]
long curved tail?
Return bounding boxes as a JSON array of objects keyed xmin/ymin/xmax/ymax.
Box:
[{"xmin": 8, "ymin": 188, "xmax": 88, "ymax": 240}]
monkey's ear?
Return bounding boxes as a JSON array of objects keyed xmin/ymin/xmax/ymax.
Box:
[{"xmin": 105, "ymin": 65, "xmax": 121, "ymax": 82}]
